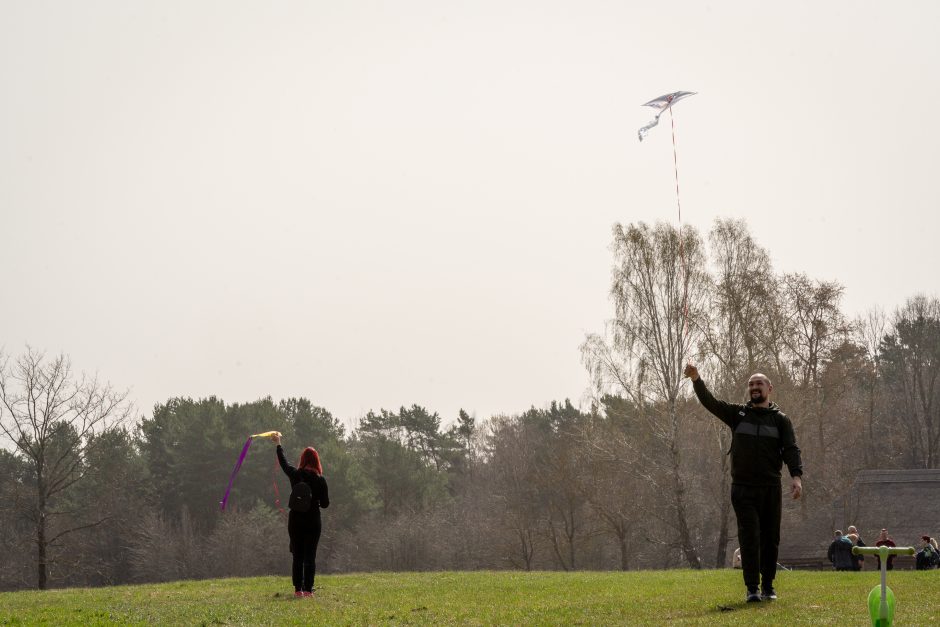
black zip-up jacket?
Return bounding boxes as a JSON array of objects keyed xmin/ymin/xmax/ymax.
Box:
[{"xmin": 692, "ymin": 378, "xmax": 803, "ymax": 486}]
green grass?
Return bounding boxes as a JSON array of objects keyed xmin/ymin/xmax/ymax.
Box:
[{"xmin": 2, "ymin": 569, "xmax": 940, "ymax": 625}]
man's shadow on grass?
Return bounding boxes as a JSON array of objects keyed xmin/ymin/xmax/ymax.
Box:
[{"xmin": 713, "ymin": 601, "xmax": 770, "ymax": 614}]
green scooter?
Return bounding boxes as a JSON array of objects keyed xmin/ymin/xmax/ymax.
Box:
[{"xmin": 851, "ymin": 545, "xmax": 915, "ymax": 626}]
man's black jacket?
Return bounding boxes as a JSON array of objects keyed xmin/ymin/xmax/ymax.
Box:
[{"xmin": 692, "ymin": 378, "xmax": 803, "ymax": 486}]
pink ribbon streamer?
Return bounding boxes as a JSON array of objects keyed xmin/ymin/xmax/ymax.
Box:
[{"xmin": 220, "ymin": 437, "xmax": 252, "ymax": 511}]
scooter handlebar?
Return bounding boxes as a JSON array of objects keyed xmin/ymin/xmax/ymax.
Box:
[{"xmin": 852, "ymin": 546, "xmax": 915, "ymax": 556}]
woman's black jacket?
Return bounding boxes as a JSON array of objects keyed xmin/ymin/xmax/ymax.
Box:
[{"xmin": 276, "ymin": 445, "xmax": 330, "ymax": 531}]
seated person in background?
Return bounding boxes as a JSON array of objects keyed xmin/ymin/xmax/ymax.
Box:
[
  {"xmin": 875, "ymin": 528, "xmax": 897, "ymax": 571},
  {"xmin": 916, "ymin": 536, "xmax": 939, "ymax": 570},
  {"xmin": 828, "ymin": 530, "xmax": 855, "ymax": 571},
  {"xmin": 847, "ymin": 525, "xmax": 865, "ymax": 570},
  {"xmin": 846, "ymin": 532, "xmax": 864, "ymax": 571}
]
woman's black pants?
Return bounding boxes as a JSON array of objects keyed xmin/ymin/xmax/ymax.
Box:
[{"xmin": 289, "ymin": 519, "xmax": 322, "ymax": 592}]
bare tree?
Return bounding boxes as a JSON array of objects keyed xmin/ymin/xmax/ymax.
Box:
[
  {"xmin": 578, "ymin": 406, "xmax": 652, "ymax": 570},
  {"xmin": 486, "ymin": 416, "xmax": 541, "ymax": 570},
  {"xmin": 583, "ymin": 222, "xmax": 709, "ymax": 568},
  {"xmin": 703, "ymin": 218, "xmax": 775, "ymax": 379},
  {"xmin": 777, "ymin": 274, "xmax": 852, "ymax": 514},
  {"xmin": 536, "ymin": 422, "xmax": 594, "ymax": 571},
  {"xmin": 0, "ymin": 349, "xmax": 132, "ymax": 589},
  {"xmin": 699, "ymin": 218, "xmax": 777, "ymax": 566},
  {"xmin": 880, "ymin": 296, "xmax": 940, "ymax": 468},
  {"xmin": 780, "ymin": 273, "xmax": 852, "ymax": 389},
  {"xmin": 856, "ymin": 308, "xmax": 888, "ymax": 466},
  {"xmin": 814, "ymin": 340, "xmax": 871, "ymax": 501}
]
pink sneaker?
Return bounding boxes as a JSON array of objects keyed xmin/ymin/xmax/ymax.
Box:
[
  {"xmin": 302, "ymin": 591, "xmax": 313, "ymax": 598},
  {"xmin": 294, "ymin": 591, "xmax": 304, "ymax": 598}
]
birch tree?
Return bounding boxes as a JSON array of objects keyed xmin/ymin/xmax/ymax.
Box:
[
  {"xmin": 0, "ymin": 349, "xmax": 131, "ymax": 589},
  {"xmin": 699, "ymin": 218, "xmax": 775, "ymax": 566},
  {"xmin": 583, "ymin": 222, "xmax": 709, "ymax": 568}
]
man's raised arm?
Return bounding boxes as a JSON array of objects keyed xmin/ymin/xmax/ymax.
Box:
[{"xmin": 684, "ymin": 364, "xmax": 737, "ymax": 428}]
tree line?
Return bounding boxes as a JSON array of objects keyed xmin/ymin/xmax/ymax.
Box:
[{"xmin": 2, "ymin": 218, "xmax": 938, "ymax": 590}]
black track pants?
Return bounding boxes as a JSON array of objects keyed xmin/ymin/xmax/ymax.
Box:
[
  {"xmin": 731, "ymin": 484, "xmax": 782, "ymax": 591},
  {"xmin": 289, "ymin": 519, "xmax": 322, "ymax": 592}
]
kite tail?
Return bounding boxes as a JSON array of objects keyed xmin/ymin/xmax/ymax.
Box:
[
  {"xmin": 637, "ymin": 113, "xmax": 663, "ymax": 142},
  {"xmin": 220, "ymin": 437, "xmax": 253, "ymax": 511}
]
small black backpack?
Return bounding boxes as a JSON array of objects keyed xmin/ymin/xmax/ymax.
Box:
[{"xmin": 288, "ymin": 479, "xmax": 314, "ymax": 512}]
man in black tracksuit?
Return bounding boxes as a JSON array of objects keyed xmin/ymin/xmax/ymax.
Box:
[{"xmin": 684, "ymin": 364, "xmax": 803, "ymax": 603}]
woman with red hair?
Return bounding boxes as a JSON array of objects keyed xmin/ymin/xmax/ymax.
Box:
[{"xmin": 273, "ymin": 434, "xmax": 330, "ymax": 597}]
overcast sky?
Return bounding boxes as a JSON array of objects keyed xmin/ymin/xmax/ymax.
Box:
[{"xmin": 2, "ymin": 1, "xmax": 938, "ymax": 429}]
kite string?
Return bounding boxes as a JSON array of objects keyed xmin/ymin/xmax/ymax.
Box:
[{"xmin": 669, "ymin": 107, "xmax": 689, "ymax": 358}]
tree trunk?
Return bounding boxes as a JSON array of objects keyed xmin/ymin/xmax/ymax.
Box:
[
  {"xmin": 547, "ymin": 519, "xmax": 571, "ymax": 571},
  {"xmin": 566, "ymin": 506, "xmax": 576, "ymax": 571},
  {"xmin": 37, "ymin": 490, "xmax": 47, "ymax": 590},
  {"xmin": 714, "ymin": 455, "xmax": 732, "ymax": 568},
  {"xmin": 619, "ymin": 532, "xmax": 629, "ymax": 571},
  {"xmin": 867, "ymin": 376, "xmax": 876, "ymax": 466},
  {"xmin": 522, "ymin": 528, "xmax": 534, "ymax": 571},
  {"xmin": 669, "ymin": 415, "xmax": 702, "ymax": 568}
]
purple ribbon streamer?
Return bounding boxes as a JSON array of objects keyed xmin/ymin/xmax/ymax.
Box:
[{"xmin": 220, "ymin": 437, "xmax": 252, "ymax": 511}]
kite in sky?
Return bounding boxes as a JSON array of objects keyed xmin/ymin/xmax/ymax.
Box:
[{"xmin": 637, "ymin": 91, "xmax": 696, "ymax": 142}]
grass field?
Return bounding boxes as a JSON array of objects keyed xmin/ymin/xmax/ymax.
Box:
[{"xmin": 2, "ymin": 569, "xmax": 940, "ymax": 625}]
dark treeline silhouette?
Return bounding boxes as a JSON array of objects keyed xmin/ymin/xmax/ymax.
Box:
[{"xmin": 2, "ymin": 219, "xmax": 939, "ymax": 590}]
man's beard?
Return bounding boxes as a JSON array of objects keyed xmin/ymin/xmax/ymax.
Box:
[{"xmin": 750, "ymin": 391, "xmax": 767, "ymax": 404}]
